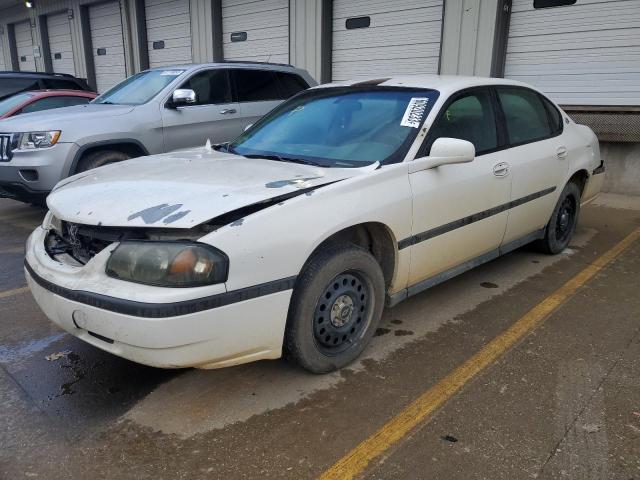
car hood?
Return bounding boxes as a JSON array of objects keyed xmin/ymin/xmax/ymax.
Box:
[
  {"xmin": 0, "ymin": 104, "xmax": 135, "ymax": 132},
  {"xmin": 47, "ymin": 146, "xmax": 378, "ymax": 229}
]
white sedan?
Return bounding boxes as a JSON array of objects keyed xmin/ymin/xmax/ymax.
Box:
[{"xmin": 25, "ymin": 76, "xmax": 604, "ymax": 373}]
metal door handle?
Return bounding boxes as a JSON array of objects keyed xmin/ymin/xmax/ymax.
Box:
[
  {"xmin": 220, "ymin": 108, "xmax": 237, "ymax": 114},
  {"xmin": 493, "ymin": 162, "xmax": 510, "ymax": 177},
  {"xmin": 557, "ymin": 146, "xmax": 568, "ymax": 159}
]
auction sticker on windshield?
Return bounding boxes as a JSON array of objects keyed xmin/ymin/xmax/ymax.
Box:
[
  {"xmin": 401, "ymin": 97, "xmax": 429, "ymax": 128},
  {"xmin": 160, "ymin": 70, "xmax": 185, "ymax": 76}
]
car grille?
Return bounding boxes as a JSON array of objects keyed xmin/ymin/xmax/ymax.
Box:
[{"xmin": 0, "ymin": 134, "xmax": 13, "ymax": 161}]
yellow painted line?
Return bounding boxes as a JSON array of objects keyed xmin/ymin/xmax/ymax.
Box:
[
  {"xmin": 0, "ymin": 286, "xmax": 30, "ymax": 299},
  {"xmin": 319, "ymin": 227, "xmax": 640, "ymax": 480}
]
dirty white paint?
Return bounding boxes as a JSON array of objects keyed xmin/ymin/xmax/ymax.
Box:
[{"xmin": 124, "ymin": 228, "xmax": 595, "ymax": 437}]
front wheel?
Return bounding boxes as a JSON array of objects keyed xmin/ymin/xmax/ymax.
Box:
[
  {"xmin": 536, "ymin": 181, "xmax": 581, "ymax": 254},
  {"xmin": 284, "ymin": 244, "xmax": 385, "ymax": 373}
]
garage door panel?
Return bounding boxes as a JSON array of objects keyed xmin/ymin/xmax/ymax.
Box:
[
  {"xmin": 332, "ymin": 0, "xmax": 442, "ymax": 81},
  {"xmin": 47, "ymin": 12, "xmax": 75, "ymax": 75},
  {"xmin": 222, "ymin": 0, "xmax": 288, "ymax": 63},
  {"xmin": 145, "ymin": 0, "xmax": 192, "ymax": 67},
  {"xmin": 505, "ymin": 0, "xmax": 640, "ymax": 106},
  {"xmin": 14, "ymin": 21, "xmax": 36, "ymax": 71},
  {"xmin": 90, "ymin": 1, "xmax": 127, "ymax": 93}
]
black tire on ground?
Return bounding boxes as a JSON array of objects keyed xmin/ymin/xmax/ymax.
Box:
[
  {"xmin": 76, "ymin": 149, "xmax": 130, "ymax": 173},
  {"xmin": 536, "ymin": 181, "xmax": 582, "ymax": 255},
  {"xmin": 284, "ymin": 243, "xmax": 386, "ymax": 373}
]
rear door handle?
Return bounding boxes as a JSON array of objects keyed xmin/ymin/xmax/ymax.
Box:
[
  {"xmin": 220, "ymin": 108, "xmax": 237, "ymax": 115},
  {"xmin": 557, "ymin": 146, "xmax": 568, "ymax": 159},
  {"xmin": 493, "ymin": 162, "xmax": 510, "ymax": 177}
]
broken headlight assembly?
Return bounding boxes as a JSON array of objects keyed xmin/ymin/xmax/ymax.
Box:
[{"xmin": 106, "ymin": 241, "xmax": 228, "ymax": 287}]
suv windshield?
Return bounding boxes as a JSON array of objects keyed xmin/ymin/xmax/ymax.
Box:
[
  {"xmin": 227, "ymin": 87, "xmax": 439, "ymax": 167},
  {"xmin": 93, "ymin": 69, "xmax": 185, "ymax": 105},
  {"xmin": 0, "ymin": 92, "xmax": 33, "ymax": 116}
]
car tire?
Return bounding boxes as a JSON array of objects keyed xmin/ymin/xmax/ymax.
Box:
[
  {"xmin": 536, "ymin": 181, "xmax": 581, "ymax": 254},
  {"xmin": 284, "ymin": 243, "xmax": 386, "ymax": 374},
  {"xmin": 76, "ymin": 150, "xmax": 130, "ymax": 173}
]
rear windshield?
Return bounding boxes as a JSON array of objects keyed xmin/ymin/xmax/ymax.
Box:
[{"xmin": 0, "ymin": 92, "xmax": 33, "ymax": 116}]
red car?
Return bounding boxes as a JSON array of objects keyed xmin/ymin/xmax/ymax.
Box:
[{"xmin": 0, "ymin": 89, "xmax": 97, "ymax": 119}]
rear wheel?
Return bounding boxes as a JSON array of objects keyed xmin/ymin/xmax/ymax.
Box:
[
  {"xmin": 284, "ymin": 244, "xmax": 385, "ymax": 373},
  {"xmin": 536, "ymin": 181, "xmax": 581, "ymax": 254},
  {"xmin": 76, "ymin": 149, "xmax": 130, "ymax": 173}
]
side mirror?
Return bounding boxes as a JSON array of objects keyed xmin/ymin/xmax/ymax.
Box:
[
  {"xmin": 243, "ymin": 123, "xmax": 253, "ymax": 132},
  {"xmin": 409, "ymin": 137, "xmax": 475, "ymax": 173},
  {"xmin": 170, "ymin": 89, "xmax": 196, "ymax": 108}
]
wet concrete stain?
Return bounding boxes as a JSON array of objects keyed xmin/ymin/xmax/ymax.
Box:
[
  {"xmin": 0, "ymin": 333, "xmax": 67, "ymax": 363},
  {"xmin": 390, "ymin": 319, "xmax": 403, "ymax": 325},
  {"xmin": 128, "ymin": 204, "xmax": 186, "ymax": 224},
  {"xmin": 265, "ymin": 177, "xmax": 321, "ymax": 189},
  {"xmin": 163, "ymin": 210, "xmax": 191, "ymax": 224},
  {"xmin": 375, "ymin": 328, "xmax": 391, "ymax": 337},
  {"xmin": 394, "ymin": 329, "xmax": 414, "ymax": 336},
  {"xmin": 229, "ymin": 219, "xmax": 244, "ymax": 227},
  {"xmin": 480, "ymin": 282, "xmax": 499, "ymax": 289},
  {"xmin": 442, "ymin": 435, "xmax": 459, "ymax": 443},
  {"xmin": 57, "ymin": 352, "xmax": 85, "ymax": 397}
]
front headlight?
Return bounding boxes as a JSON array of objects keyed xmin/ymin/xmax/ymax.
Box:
[
  {"xmin": 16, "ymin": 131, "xmax": 61, "ymax": 150},
  {"xmin": 106, "ymin": 242, "xmax": 229, "ymax": 287}
]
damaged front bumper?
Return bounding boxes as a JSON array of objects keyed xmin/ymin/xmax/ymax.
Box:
[{"xmin": 25, "ymin": 226, "xmax": 292, "ymax": 369}]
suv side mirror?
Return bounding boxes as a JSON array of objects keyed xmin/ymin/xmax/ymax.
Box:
[
  {"xmin": 409, "ymin": 137, "xmax": 475, "ymax": 173},
  {"xmin": 170, "ymin": 89, "xmax": 196, "ymax": 108}
]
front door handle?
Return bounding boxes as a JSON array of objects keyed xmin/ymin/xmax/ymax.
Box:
[
  {"xmin": 220, "ymin": 108, "xmax": 237, "ymax": 115},
  {"xmin": 557, "ymin": 146, "xmax": 568, "ymax": 159},
  {"xmin": 493, "ymin": 162, "xmax": 510, "ymax": 177}
]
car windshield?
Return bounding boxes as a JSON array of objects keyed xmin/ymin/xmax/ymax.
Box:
[
  {"xmin": 227, "ymin": 87, "xmax": 440, "ymax": 167},
  {"xmin": 0, "ymin": 92, "xmax": 33, "ymax": 115},
  {"xmin": 93, "ymin": 69, "xmax": 185, "ymax": 105}
]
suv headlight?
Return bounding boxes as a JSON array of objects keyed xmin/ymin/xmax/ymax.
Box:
[
  {"xmin": 106, "ymin": 241, "xmax": 229, "ymax": 287},
  {"xmin": 16, "ymin": 131, "xmax": 61, "ymax": 150}
]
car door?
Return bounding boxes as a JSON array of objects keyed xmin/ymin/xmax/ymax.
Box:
[
  {"xmin": 160, "ymin": 68, "xmax": 242, "ymax": 151},
  {"xmin": 407, "ymin": 87, "xmax": 512, "ymax": 287},
  {"xmin": 495, "ymin": 86, "xmax": 568, "ymax": 246},
  {"xmin": 230, "ymin": 69, "xmax": 285, "ymax": 130}
]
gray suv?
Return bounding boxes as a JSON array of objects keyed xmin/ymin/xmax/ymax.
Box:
[{"xmin": 0, "ymin": 62, "xmax": 315, "ymax": 203}]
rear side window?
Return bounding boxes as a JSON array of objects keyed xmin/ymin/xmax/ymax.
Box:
[
  {"xmin": 231, "ymin": 69, "xmax": 280, "ymax": 102},
  {"xmin": 276, "ymin": 72, "xmax": 309, "ymax": 98},
  {"xmin": 20, "ymin": 96, "xmax": 91, "ymax": 114},
  {"xmin": 179, "ymin": 69, "xmax": 231, "ymax": 105},
  {"xmin": 0, "ymin": 78, "xmax": 40, "ymax": 99},
  {"xmin": 497, "ymin": 87, "xmax": 554, "ymax": 145},
  {"xmin": 425, "ymin": 89, "xmax": 498, "ymax": 155},
  {"xmin": 40, "ymin": 78, "xmax": 83, "ymax": 90},
  {"xmin": 540, "ymin": 95, "xmax": 563, "ymax": 135}
]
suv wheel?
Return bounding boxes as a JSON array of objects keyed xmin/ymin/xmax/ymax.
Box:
[
  {"xmin": 77, "ymin": 150, "xmax": 130, "ymax": 173},
  {"xmin": 284, "ymin": 244, "xmax": 385, "ymax": 373}
]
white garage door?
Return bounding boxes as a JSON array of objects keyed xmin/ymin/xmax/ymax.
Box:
[
  {"xmin": 332, "ymin": 0, "xmax": 443, "ymax": 81},
  {"xmin": 505, "ymin": 0, "xmax": 640, "ymax": 106},
  {"xmin": 89, "ymin": 1, "xmax": 127, "ymax": 93},
  {"xmin": 145, "ymin": 0, "xmax": 192, "ymax": 68},
  {"xmin": 0, "ymin": 35, "xmax": 6, "ymax": 70},
  {"xmin": 222, "ymin": 0, "xmax": 289, "ymax": 63},
  {"xmin": 47, "ymin": 12, "xmax": 75, "ymax": 76},
  {"xmin": 14, "ymin": 21, "xmax": 36, "ymax": 72}
]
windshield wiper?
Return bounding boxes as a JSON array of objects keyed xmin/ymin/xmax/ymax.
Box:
[
  {"xmin": 96, "ymin": 100, "xmax": 114, "ymax": 105},
  {"xmin": 241, "ymin": 153, "xmax": 320, "ymax": 167}
]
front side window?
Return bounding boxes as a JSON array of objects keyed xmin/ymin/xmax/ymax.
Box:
[
  {"xmin": 178, "ymin": 69, "xmax": 231, "ymax": 105},
  {"xmin": 21, "ymin": 96, "xmax": 91, "ymax": 114},
  {"xmin": 424, "ymin": 89, "xmax": 498, "ymax": 155},
  {"xmin": 227, "ymin": 87, "xmax": 439, "ymax": 167},
  {"xmin": 498, "ymin": 87, "xmax": 554, "ymax": 145},
  {"xmin": 231, "ymin": 69, "xmax": 281, "ymax": 103},
  {"xmin": 93, "ymin": 69, "xmax": 185, "ymax": 105}
]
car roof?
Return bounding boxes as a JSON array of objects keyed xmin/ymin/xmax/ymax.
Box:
[
  {"xmin": 24, "ymin": 89, "xmax": 97, "ymax": 98},
  {"xmin": 146, "ymin": 61, "xmax": 302, "ymax": 72},
  {"xmin": 313, "ymin": 74, "xmax": 536, "ymax": 96},
  {"xmin": 0, "ymin": 71, "xmax": 80, "ymax": 79}
]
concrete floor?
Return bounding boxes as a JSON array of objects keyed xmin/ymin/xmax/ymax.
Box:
[{"xmin": 0, "ymin": 195, "xmax": 638, "ymax": 479}]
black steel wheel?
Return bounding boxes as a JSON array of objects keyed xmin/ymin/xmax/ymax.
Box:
[
  {"xmin": 536, "ymin": 181, "xmax": 581, "ymax": 254},
  {"xmin": 284, "ymin": 244, "xmax": 385, "ymax": 373}
]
